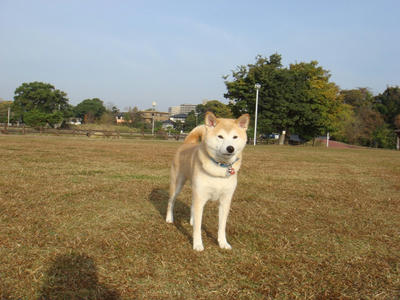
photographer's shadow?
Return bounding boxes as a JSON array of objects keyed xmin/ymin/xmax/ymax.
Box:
[
  {"xmin": 148, "ymin": 188, "xmax": 217, "ymax": 246},
  {"xmin": 37, "ymin": 253, "xmax": 119, "ymax": 300}
]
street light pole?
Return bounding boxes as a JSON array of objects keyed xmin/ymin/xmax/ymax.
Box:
[
  {"xmin": 151, "ymin": 101, "xmax": 156, "ymax": 135},
  {"xmin": 254, "ymin": 83, "xmax": 261, "ymax": 146},
  {"xmin": 7, "ymin": 106, "xmax": 11, "ymax": 127}
]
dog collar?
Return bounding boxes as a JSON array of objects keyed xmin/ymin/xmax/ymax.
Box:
[{"xmin": 209, "ymin": 156, "xmax": 239, "ymax": 175}]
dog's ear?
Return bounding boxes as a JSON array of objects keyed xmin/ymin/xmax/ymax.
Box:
[
  {"xmin": 205, "ymin": 112, "xmax": 217, "ymax": 127},
  {"xmin": 237, "ymin": 114, "xmax": 250, "ymax": 129}
]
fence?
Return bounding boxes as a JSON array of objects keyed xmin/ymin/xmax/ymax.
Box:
[{"xmin": 0, "ymin": 124, "xmax": 187, "ymax": 141}]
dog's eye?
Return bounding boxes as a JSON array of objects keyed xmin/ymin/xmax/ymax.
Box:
[
  {"xmin": 233, "ymin": 136, "xmax": 238, "ymax": 139},
  {"xmin": 218, "ymin": 135, "xmax": 224, "ymax": 139}
]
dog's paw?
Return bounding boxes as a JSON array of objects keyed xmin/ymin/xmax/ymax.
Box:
[
  {"xmin": 219, "ymin": 241, "xmax": 232, "ymax": 250},
  {"xmin": 166, "ymin": 216, "xmax": 173, "ymax": 223},
  {"xmin": 189, "ymin": 217, "xmax": 193, "ymax": 226},
  {"xmin": 193, "ymin": 244, "xmax": 204, "ymax": 252}
]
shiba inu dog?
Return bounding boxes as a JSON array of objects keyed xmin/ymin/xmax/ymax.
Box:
[{"xmin": 166, "ymin": 112, "xmax": 250, "ymax": 251}]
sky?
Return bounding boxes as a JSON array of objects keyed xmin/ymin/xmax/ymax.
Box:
[{"xmin": 1, "ymin": 0, "xmax": 399, "ymax": 112}]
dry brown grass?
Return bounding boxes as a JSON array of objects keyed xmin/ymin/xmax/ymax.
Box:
[{"xmin": 0, "ymin": 135, "xmax": 399, "ymax": 299}]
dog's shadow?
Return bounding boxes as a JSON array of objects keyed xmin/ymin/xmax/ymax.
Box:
[{"xmin": 148, "ymin": 188, "xmax": 217, "ymax": 246}]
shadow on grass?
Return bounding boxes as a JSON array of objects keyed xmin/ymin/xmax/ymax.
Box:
[
  {"xmin": 148, "ymin": 188, "xmax": 218, "ymax": 246},
  {"xmin": 37, "ymin": 253, "xmax": 119, "ymax": 300}
]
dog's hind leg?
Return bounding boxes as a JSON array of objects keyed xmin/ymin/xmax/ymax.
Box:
[{"xmin": 166, "ymin": 172, "xmax": 186, "ymax": 223}]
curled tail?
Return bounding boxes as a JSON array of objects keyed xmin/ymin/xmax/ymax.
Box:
[{"xmin": 184, "ymin": 125, "xmax": 205, "ymax": 144}]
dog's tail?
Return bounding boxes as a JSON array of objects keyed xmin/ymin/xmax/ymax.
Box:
[{"xmin": 184, "ymin": 125, "xmax": 205, "ymax": 144}]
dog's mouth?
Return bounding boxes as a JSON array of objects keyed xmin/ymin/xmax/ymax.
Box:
[{"xmin": 223, "ymin": 153, "xmax": 234, "ymax": 156}]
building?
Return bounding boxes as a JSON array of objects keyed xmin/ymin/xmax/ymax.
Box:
[
  {"xmin": 168, "ymin": 104, "xmax": 196, "ymax": 115},
  {"xmin": 140, "ymin": 111, "xmax": 170, "ymax": 124},
  {"xmin": 116, "ymin": 113, "xmax": 127, "ymax": 124},
  {"xmin": 170, "ymin": 113, "xmax": 187, "ymax": 123},
  {"xmin": 116, "ymin": 111, "xmax": 170, "ymax": 124},
  {"xmin": 162, "ymin": 120, "xmax": 174, "ymax": 130},
  {"xmin": 180, "ymin": 104, "xmax": 196, "ymax": 114},
  {"xmin": 168, "ymin": 106, "xmax": 180, "ymax": 115}
]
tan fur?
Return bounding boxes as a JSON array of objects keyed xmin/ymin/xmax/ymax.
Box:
[
  {"xmin": 183, "ymin": 125, "xmax": 206, "ymax": 144},
  {"xmin": 166, "ymin": 112, "xmax": 250, "ymax": 251}
]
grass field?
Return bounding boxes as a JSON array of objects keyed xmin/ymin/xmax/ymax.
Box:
[{"xmin": 0, "ymin": 135, "xmax": 399, "ymax": 299}]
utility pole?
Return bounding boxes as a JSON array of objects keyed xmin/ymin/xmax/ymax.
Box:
[
  {"xmin": 253, "ymin": 83, "xmax": 261, "ymax": 146},
  {"xmin": 152, "ymin": 101, "xmax": 156, "ymax": 135},
  {"xmin": 7, "ymin": 106, "xmax": 11, "ymax": 127}
]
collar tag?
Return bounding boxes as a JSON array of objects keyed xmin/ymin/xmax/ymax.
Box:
[{"xmin": 227, "ymin": 167, "xmax": 235, "ymax": 175}]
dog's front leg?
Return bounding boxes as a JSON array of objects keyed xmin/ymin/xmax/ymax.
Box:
[
  {"xmin": 218, "ymin": 194, "xmax": 233, "ymax": 250},
  {"xmin": 192, "ymin": 192, "xmax": 207, "ymax": 251}
]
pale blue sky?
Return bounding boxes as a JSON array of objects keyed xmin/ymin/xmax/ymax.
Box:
[{"xmin": 1, "ymin": 0, "xmax": 399, "ymax": 111}]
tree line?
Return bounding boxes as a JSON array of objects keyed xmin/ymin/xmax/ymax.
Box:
[
  {"xmin": 223, "ymin": 54, "xmax": 400, "ymax": 149},
  {"xmin": 1, "ymin": 53, "xmax": 399, "ymax": 148}
]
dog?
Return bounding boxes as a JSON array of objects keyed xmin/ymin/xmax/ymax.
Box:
[{"xmin": 166, "ymin": 112, "xmax": 250, "ymax": 251}]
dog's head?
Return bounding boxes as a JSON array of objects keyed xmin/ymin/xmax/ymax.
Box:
[{"xmin": 203, "ymin": 112, "xmax": 249, "ymax": 162}]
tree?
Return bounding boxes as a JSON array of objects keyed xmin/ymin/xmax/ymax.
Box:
[
  {"xmin": 287, "ymin": 61, "xmax": 342, "ymax": 139},
  {"xmin": 374, "ymin": 86, "xmax": 400, "ymax": 128},
  {"xmin": 123, "ymin": 106, "xmax": 144, "ymax": 127},
  {"xmin": 334, "ymin": 87, "xmax": 397, "ymax": 148},
  {"xmin": 224, "ymin": 54, "xmax": 342, "ymax": 140},
  {"xmin": 23, "ymin": 109, "xmax": 64, "ymax": 129},
  {"xmin": 23, "ymin": 109, "xmax": 49, "ymax": 129},
  {"xmin": 395, "ymin": 114, "xmax": 400, "ymax": 129},
  {"xmin": 46, "ymin": 111, "xmax": 64, "ymax": 128},
  {"xmin": 0, "ymin": 101, "xmax": 13, "ymax": 123},
  {"xmin": 195, "ymin": 100, "xmax": 233, "ymax": 123},
  {"xmin": 74, "ymin": 98, "xmax": 106, "ymax": 123},
  {"xmin": 330, "ymin": 103, "xmax": 355, "ymax": 143},
  {"xmin": 340, "ymin": 88, "xmax": 374, "ymax": 108},
  {"xmin": 373, "ymin": 124, "xmax": 396, "ymax": 149},
  {"xmin": 184, "ymin": 111, "xmax": 197, "ymax": 132},
  {"xmin": 355, "ymin": 106, "xmax": 385, "ymax": 146},
  {"xmin": 12, "ymin": 82, "xmax": 70, "ymax": 120}
]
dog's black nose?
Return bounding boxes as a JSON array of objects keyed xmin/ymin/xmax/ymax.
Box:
[{"xmin": 226, "ymin": 145, "xmax": 234, "ymax": 153}]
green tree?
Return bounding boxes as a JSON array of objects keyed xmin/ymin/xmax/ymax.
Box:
[
  {"xmin": 12, "ymin": 82, "xmax": 70, "ymax": 120},
  {"xmin": 372, "ymin": 124, "xmax": 396, "ymax": 149},
  {"xmin": 288, "ymin": 61, "xmax": 342, "ymax": 139},
  {"xmin": 23, "ymin": 109, "xmax": 48, "ymax": 128},
  {"xmin": 74, "ymin": 98, "xmax": 106, "ymax": 123},
  {"xmin": 195, "ymin": 100, "xmax": 233, "ymax": 123},
  {"xmin": 46, "ymin": 111, "xmax": 64, "ymax": 128},
  {"xmin": 374, "ymin": 86, "xmax": 400, "ymax": 128},
  {"xmin": 23, "ymin": 110, "xmax": 64, "ymax": 129},
  {"xmin": 224, "ymin": 54, "xmax": 341, "ymax": 140},
  {"xmin": 184, "ymin": 111, "xmax": 197, "ymax": 131}
]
